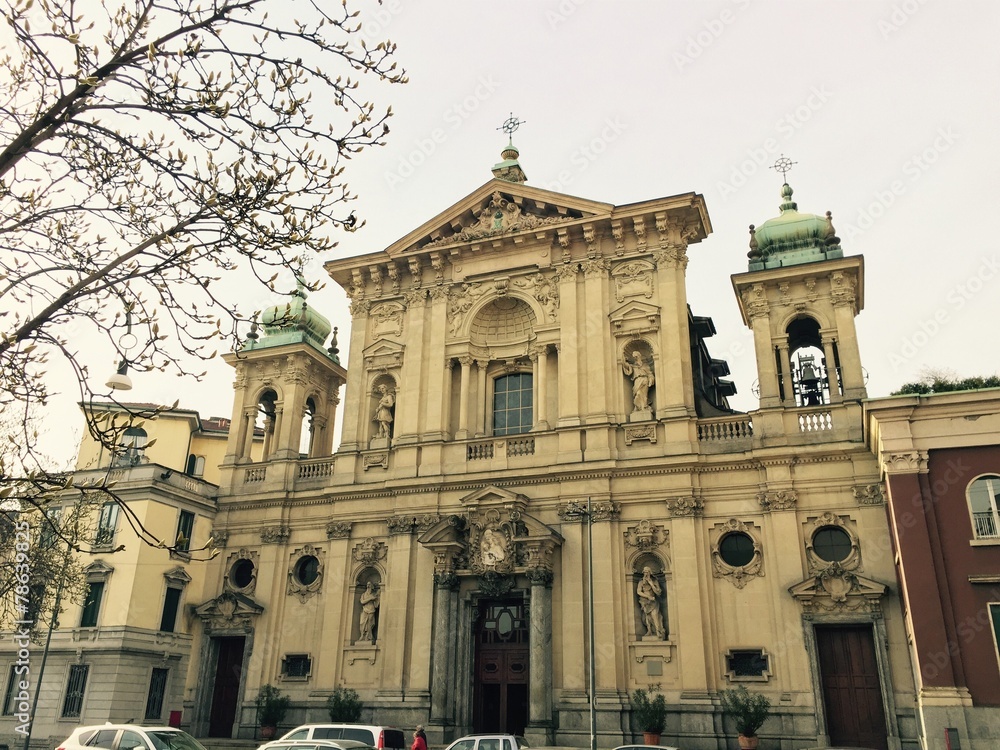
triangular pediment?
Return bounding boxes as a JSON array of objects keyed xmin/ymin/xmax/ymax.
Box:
[
  {"xmin": 610, "ymin": 300, "xmax": 661, "ymax": 338},
  {"xmin": 195, "ymin": 590, "xmax": 264, "ymax": 633},
  {"xmin": 459, "ymin": 484, "xmax": 527, "ymax": 513},
  {"xmin": 386, "ymin": 179, "xmax": 613, "ymax": 257}
]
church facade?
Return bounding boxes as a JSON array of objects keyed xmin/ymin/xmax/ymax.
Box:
[{"xmin": 189, "ymin": 146, "xmax": 919, "ymax": 750}]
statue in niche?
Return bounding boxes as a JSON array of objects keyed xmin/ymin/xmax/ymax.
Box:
[
  {"xmin": 359, "ymin": 581, "xmax": 380, "ymax": 643},
  {"xmin": 636, "ymin": 566, "xmax": 666, "ymax": 639},
  {"xmin": 372, "ymin": 384, "xmax": 395, "ymax": 438},
  {"xmin": 622, "ymin": 351, "xmax": 655, "ymax": 412}
]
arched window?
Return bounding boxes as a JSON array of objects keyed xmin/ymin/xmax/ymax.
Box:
[
  {"xmin": 785, "ymin": 316, "xmax": 835, "ymax": 406},
  {"xmin": 186, "ymin": 454, "xmax": 206, "ymax": 477},
  {"xmin": 115, "ymin": 427, "xmax": 147, "ymax": 466},
  {"xmin": 969, "ymin": 475, "xmax": 1000, "ymax": 539},
  {"xmin": 492, "ymin": 373, "xmax": 532, "ymax": 436}
]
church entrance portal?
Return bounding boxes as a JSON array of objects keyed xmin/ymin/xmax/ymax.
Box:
[
  {"xmin": 474, "ymin": 598, "xmax": 529, "ymax": 735},
  {"xmin": 208, "ymin": 636, "xmax": 245, "ymax": 737}
]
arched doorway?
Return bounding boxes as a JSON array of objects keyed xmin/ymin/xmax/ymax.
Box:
[{"xmin": 474, "ymin": 597, "xmax": 529, "ymax": 735}]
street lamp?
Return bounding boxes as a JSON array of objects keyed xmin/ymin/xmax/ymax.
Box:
[{"xmin": 565, "ymin": 498, "xmax": 597, "ymax": 750}]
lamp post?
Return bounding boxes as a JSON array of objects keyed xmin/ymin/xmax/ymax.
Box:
[{"xmin": 565, "ymin": 498, "xmax": 597, "ymax": 750}]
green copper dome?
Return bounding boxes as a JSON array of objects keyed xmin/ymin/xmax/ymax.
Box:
[
  {"xmin": 747, "ymin": 183, "xmax": 842, "ymax": 270},
  {"xmin": 243, "ymin": 279, "xmax": 336, "ymax": 359}
]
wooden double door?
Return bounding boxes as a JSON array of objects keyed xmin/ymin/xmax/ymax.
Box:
[
  {"xmin": 815, "ymin": 625, "xmax": 889, "ymax": 750},
  {"xmin": 473, "ymin": 598, "xmax": 529, "ymax": 735}
]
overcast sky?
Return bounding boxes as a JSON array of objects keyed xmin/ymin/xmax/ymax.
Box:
[{"xmin": 42, "ymin": 0, "xmax": 1000, "ymax": 462}]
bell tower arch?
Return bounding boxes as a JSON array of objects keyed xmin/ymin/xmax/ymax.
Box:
[
  {"xmin": 220, "ymin": 282, "xmax": 346, "ymax": 489},
  {"xmin": 732, "ymin": 181, "xmax": 866, "ymax": 414}
]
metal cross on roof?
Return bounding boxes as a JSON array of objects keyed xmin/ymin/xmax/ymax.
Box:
[
  {"xmin": 771, "ymin": 154, "xmax": 797, "ymax": 182},
  {"xmin": 498, "ymin": 113, "xmax": 524, "ymax": 140}
]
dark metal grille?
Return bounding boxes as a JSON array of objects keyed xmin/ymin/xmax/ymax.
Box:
[
  {"xmin": 727, "ymin": 649, "xmax": 768, "ymax": 677},
  {"xmin": 61, "ymin": 664, "xmax": 89, "ymax": 717},
  {"xmin": 144, "ymin": 668, "xmax": 168, "ymax": 720},
  {"xmin": 281, "ymin": 654, "xmax": 311, "ymax": 678}
]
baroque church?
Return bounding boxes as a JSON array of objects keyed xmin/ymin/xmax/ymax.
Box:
[
  {"xmin": 11, "ymin": 139, "xmax": 960, "ymax": 750},
  {"xmin": 191, "ymin": 140, "xmax": 914, "ymax": 750}
]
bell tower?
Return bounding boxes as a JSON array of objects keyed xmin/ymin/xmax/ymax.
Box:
[
  {"xmin": 732, "ymin": 179, "xmax": 866, "ymax": 434},
  {"xmin": 220, "ymin": 281, "xmax": 346, "ymax": 491}
]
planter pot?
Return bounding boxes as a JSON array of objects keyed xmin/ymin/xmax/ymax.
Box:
[
  {"xmin": 737, "ymin": 734, "xmax": 759, "ymax": 750},
  {"xmin": 261, "ymin": 725, "xmax": 278, "ymax": 740},
  {"xmin": 642, "ymin": 731, "xmax": 661, "ymax": 746}
]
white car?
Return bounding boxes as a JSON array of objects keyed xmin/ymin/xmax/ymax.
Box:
[
  {"xmin": 443, "ymin": 734, "xmax": 529, "ymax": 750},
  {"xmin": 56, "ymin": 725, "xmax": 208, "ymax": 750},
  {"xmin": 258, "ymin": 740, "xmax": 376, "ymax": 750}
]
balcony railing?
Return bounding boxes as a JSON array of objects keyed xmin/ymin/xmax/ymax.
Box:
[
  {"xmin": 973, "ymin": 511, "xmax": 1000, "ymax": 539},
  {"xmin": 467, "ymin": 436, "xmax": 536, "ymax": 461},
  {"xmin": 697, "ymin": 416, "xmax": 754, "ymax": 441},
  {"xmin": 298, "ymin": 457, "xmax": 336, "ymax": 480},
  {"xmin": 798, "ymin": 409, "xmax": 833, "ymax": 432}
]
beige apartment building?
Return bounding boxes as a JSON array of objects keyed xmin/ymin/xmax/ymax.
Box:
[{"xmin": 4, "ymin": 145, "xmax": 930, "ymax": 749}]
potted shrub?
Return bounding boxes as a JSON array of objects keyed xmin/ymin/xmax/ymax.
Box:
[
  {"xmin": 720, "ymin": 686, "xmax": 771, "ymax": 749},
  {"xmin": 256, "ymin": 684, "xmax": 291, "ymax": 740},
  {"xmin": 327, "ymin": 686, "xmax": 363, "ymax": 722},
  {"xmin": 631, "ymin": 688, "xmax": 667, "ymax": 745}
]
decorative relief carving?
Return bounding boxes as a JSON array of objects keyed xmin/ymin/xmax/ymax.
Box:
[
  {"xmin": 526, "ymin": 567, "xmax": 554, "ymax": 586},
  {"xmin": 711, "ymin": 519, "xmax": 764, "ymax": 589},
  {"xmin": 261, "ymin": 526, "xmax": 290, "ymax": 544},
  {"xmin": 364, "ymin": 452, "xmax": 388, "ymax": 471},
  {"xmin": 789, "ymin": 568, "xmax": 887, "ymax": 615},
  {"xmin": 553, "ymin": 262, "xmax": 580, "ymax": 282},
  {"xmin": 557, "ymin": 500, "xmax": 621, "ymax": 523},
  {"xmin": 349, "ymin": 298, "xmax": 371, "ymax": 318},
  {"xmin": 633, "ymin": 217, "xmax": 646, "ymax": 248},
  {"xmin": 852, "ymin": 484, "xmax": 885, "ymax": 505},
  {"xmin": 624, "ymin": 520, "xmax": 668, "ymax": 551},
  {"xmin": 512, "ymin": 272, "xmax": 559, "ymax": 322},
  {"xmin": 415, "ymin": 514, "xmax": 441, "ymax": 533},
  {"xmin": 758, "ymin": 490, "xmax": 798, "ymax": 512},
  {"xmin": 370, "ymin": 302, "xmax": 404, "ymax": 338},
  {"xmin": 469, "ymin": 508, "xmax": 518, "ymax": 575},
  {"xmin": 402, "ymin": 288, "xmax": 427, "ymax": 308},
  {"xmin": 210, "ymin": 529, "xmax": 229, "ymax": 549},
  {"xmin": 665, "ymin": 496, "xmax": 704, "ymax": 517},
  {"xmin": 651, "ymin": 243, "xmax": 688, "ymax": 270},
  {"xmin": 434, "ymin": 571, "xmax": 460, "ymax": 590},
  {"xmin": 428, "ymin": 285, "xmax": 449, "ymax": 301},
  {"xmin": 326, "ymin": 521, "xmax": 352, "ymax": 539},
  {"xmin": 448, "ymin": 282, "xmax": 487, "ymax": 337},
  {"xmin": 830, "ymin": 270, "xmax": 857, "ymax": 309},
  {"xmin": 581, "ymin": 257, "xmax": 610, "ymax": 278},
  {"xmin": 353, "ymin": 538, "xmax": 388, "ymax": 566},
  {"xmin": 478, "ymin": 570, "xmax": 516, "ymax": 598},
  {"xmin": 741, "ymin": 283, "xmax": 769, "ymax": 320},
  {"xmin": 386, "ymin": 516, "xmax": 415, "ymax": 535},
  {"xmin": 624, "ymin": 424, "xmax": 656, "ymax": 445},
  {"xmin": 612, "ymin": 261, "xmax": 654, "ymax": 302},
  {"xmin": 611, "ymin": 219, "xmax": 625, "ymax": 255},
  {"xmin": 883, "ymin": 451, "xmax": 928, "ymax": 474},
  {"xmin": 424, "ymin": 191, "xmax": 568, "ymax": 246}
]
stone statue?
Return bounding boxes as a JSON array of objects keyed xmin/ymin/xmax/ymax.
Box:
[
  {"xmin": 622, "ymin": 351, "xmax": 654, "ymax": 412},
  {"xmin": 636, "ymin": 566, "xmax": 666, "ymax": 639},
  {"xmin": 359, "ymin": 581, "xmax": 380, "ymax": 642},
  {"xmin": 372, "ymin": 384, "xmax": 395, "ymax": 438}
]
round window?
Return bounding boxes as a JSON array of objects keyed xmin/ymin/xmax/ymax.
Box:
[
  {"xmin": 294, "ymin": 555, "xmax": 320, "ymax": 586},
  {"xmin": 718, "ymin": 532, "xmax": 755, "ymax": 567},
  {"xmin": 229, "ymin": 559, "xmax": 255, "ymax": 589},
  {"xmin": 813, "ymin": 526, "xmax": 853, "ymax": 562}
]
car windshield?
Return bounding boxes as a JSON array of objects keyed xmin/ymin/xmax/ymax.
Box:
[{"xmin": 147, "ymin": 731, "xmax": 209, "ymax": 750}]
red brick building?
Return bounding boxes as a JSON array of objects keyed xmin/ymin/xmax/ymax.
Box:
[{"xmin": 866, "ymin": 388, "xmax": 1000, "ymax": 750}]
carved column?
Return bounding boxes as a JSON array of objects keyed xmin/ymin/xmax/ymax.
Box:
[
  {"xmin": 241, "ymin": 406, "xmax": 256, "ymax": 460},
  {"xmin": 527, "ymin": 566, "xmax": 554, "ymax": 743},
  {"xmin": 424, "ymin": 287, "xmax": 449, "ymax": 441},
  {"xmin": 340, "ymin": 298, "xmax": 370, "ymax": 451},
  {"xmin": 442, "ymin": 358, "xmax": 455, "ymax": 439},
  {"xmin": 475, "ymin": 359, "xmax": 488, "ymax": 437},
  {"xmin": 532, "ymin": 346, "xmax": 549, "ymax": 430},
  {"xmin": 554, "ymin": 264, "xmax": 581, "ymax": 427},
  {"xmin": 666, "ymin": 497, "xmax": 710, "ymax": 693},
  {"xmin": 821, "ymin": 334, "xmax": 842, "ymax": 401},
  {"xmin": 777, "ymin": 338, "xmax": 795, "ymax": 407},
  {"xmin": 457, "ymin": 356, "xmax": 473, "ymax": 440},
  {"xmin": 430, "ymin": 565, "xmax": 460, "ymax": 725},
  {"xmin": 652, "ymin": 237, "xmax": 695, "ymax": 416}
]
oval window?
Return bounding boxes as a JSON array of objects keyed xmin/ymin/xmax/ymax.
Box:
[
  {"xmin": 496, "ymin": 609, "xmax": 514, "ymax": 636},
  {"xmin": 230, "ymin": 559, "xmax": 255, "ymax": 589},
  {"xmin": 294, "ymin": 555, "xmax": 320, "ymax": 586},
  {"xmin": 813, "ymin": 526, "xmax": 853, "ymax": 562},
  {"xmin": 718, "ymin": 532, "xmax": 755, "ymax": 567}
]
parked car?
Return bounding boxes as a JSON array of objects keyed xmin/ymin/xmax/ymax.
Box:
[
  {"xmin": 443, "ymin": 734, "xmax": 528, "ymax": 750},
  {"xmin": 56, "ymin": 725, "xmax": 208, "ymax": 750},
  {"xmin": 278, "ymin": 724, "xmax": 406, "ymax": 750},
  {"xmin": 257, "ymin": 740, "xmax": 375, "ymax": 750},
  {"xmin": 612, "ymin": 745, "xmax": 680, "ymax": 750}
]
